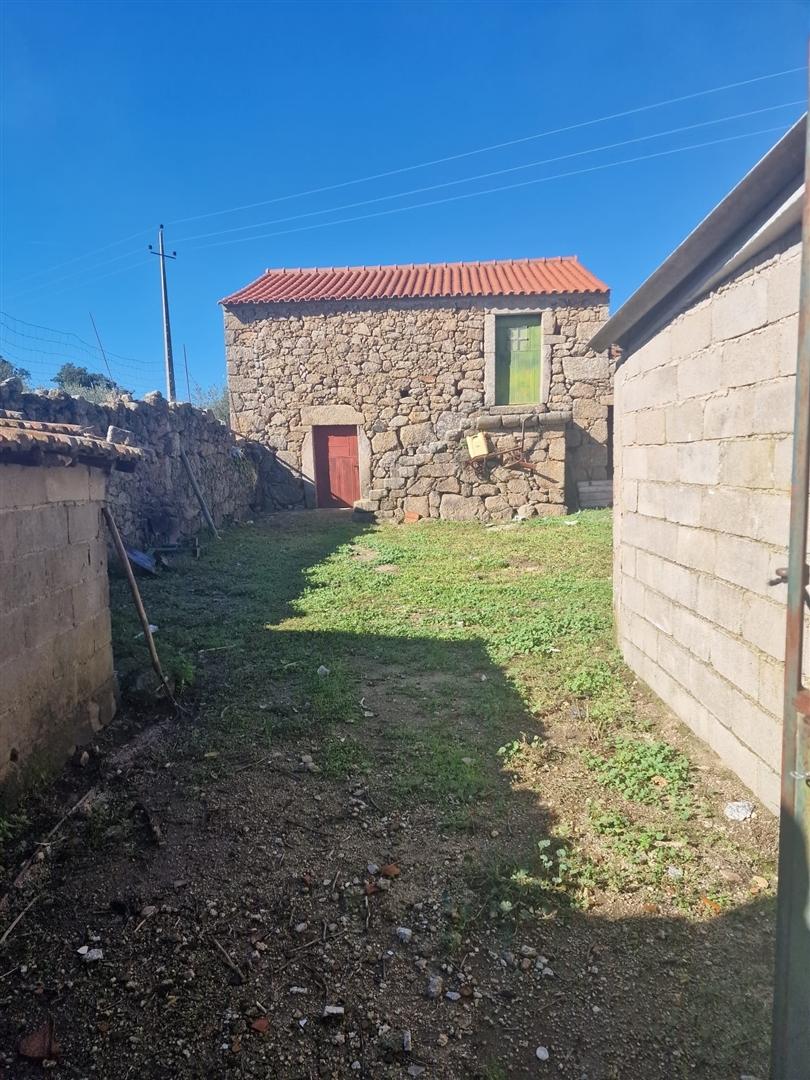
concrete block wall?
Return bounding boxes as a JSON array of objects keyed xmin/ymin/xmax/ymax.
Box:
[
  {"xmin": 614, "ymin": 233, "xmax": 801, "ymax": 813},
  {"xmin": 0, "ymin": 463, "xmax": 116, "ymax": 800}
]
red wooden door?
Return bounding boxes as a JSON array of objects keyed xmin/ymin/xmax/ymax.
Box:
[{"xmin": 313, "ymin": 426, "xmax": 360, "ymax": 508}]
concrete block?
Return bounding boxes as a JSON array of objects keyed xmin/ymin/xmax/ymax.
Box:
[
  {"xmin": 748, "ymin": 490, "xmax": 790, "ymax": 549},
  {"xmin": 741, "ymin": 593, "xmax": 785, "ymax": 662},
  {"xmin": 620, "ymin": 479, "xmax": 638, "ymax": 513},
  {"xmin": 778, "ymin": 314, "xmax": 799, "ymax": 376},
  {"xmin": 0, "ymin": 551, "xmax": 51, "ymax": 612},
  {"xmin": 703, "ymin": 387, "xmax": 756, "ymax": 440},
  {"xmin": 621, "ymin": 575, "xmax": 647, "ymax": 617},
  {"xmin": 636, "ymin": 550, "xmax": 696, "ymax": 608},
  {"xmin": 712, "ymin": 275, "xmax": 768, "ymax": 342},
  {"xmin": 709, "ymin": 628, "xmax": 760, "ymax": 700},
  {"xmin": 636, "ymin": 481, "xmax": 668, "ymax": 519},
  {"xmin": 759, "ymin": 656, "xmax": 783, "ymax": 717},
  {"xmin": 629, "ymin": 327, "xmax": 671, "ymax": 374},
  {"xmin": 715, "ymin": 532, "xmax": 771, "ymax": 595},
  {"xmin": 72, "ymin": 574, "xmax": 110, "ymax": 627},
  {"xmin": 676, "ymin": 525, "xmax": 716, "ymax": 573},
  {"xmin": 677, "ymin": 441, "xmax": 721, "ymax": 486},
  {"xmin": 670, "ymin": 603, "xmax": 712, "ymax": 662},
  {"xmin": 671, "ymin": 302, "xmax": 711, "ymax": 359},
  {"xmin": 656, "ymin": 631, "xmax": 693, "ymax": 683},
  {"xmin": 751, "ymin": 376, "xmax": 794, "ymax": 436},
  {"xmin": 24, "ymin": 587, "xmax": 73, "ymax": 650},
  {"xmin": 773, "ymin": 436, "xmax": 793, "ymax": 490},
  {"xmin": 718, "ymin": 438, "xmax": 774, "ymax": 490},
  {"xmin": 634, "ymin": 409, "xmax": 665, "ymax": 445},
  {"xmin": 67, "ymin": 503, "xmax": 101, "ymax": 544},
  {"xmin": 677, "ymin": 344, "xmax": 724, "ymax": 400},
  {"xmin": 700, "ymin": 486, "xmax": 755, "ymax": 540},
  {"xmin": 695, "ymin": 573, "xmax": 746, "ymax": 636},
  {"xmin": 722, "ymin": 320, "xmax": 784, "ymax": 387},
  {"xmin": 643, "ymin": 588, "xmax": 673, "ymax": 635},
  {"xmin": 0, "ymin": 464, "xmax": 48, "ymax": 511},
  {"xmin": 638, "ymin": 364, "xmax": 678, "ymax": 408},
  {"xmin": 665, "ymin": 399, "xmax": 704, "ymax": 442},
  {"xmin": 44, "ymin": 464, "xmax": 91, "ymax": 504},
  {"xmin": 663, "ymin": 484, "xmax": 702, "ymax": 527},
  {"xmin": 767, "ymin": 250, "xmax": 800, "ymax": 323}
]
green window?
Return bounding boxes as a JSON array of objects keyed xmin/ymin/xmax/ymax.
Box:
[{"xmin": 495, "ymin": 315, "xmax": 541, "ymax": 405}]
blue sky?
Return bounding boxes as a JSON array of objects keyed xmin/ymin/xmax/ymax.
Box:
[{"xmin": 1, "ymin": 0, "xmax": 808, "ymax": 399}]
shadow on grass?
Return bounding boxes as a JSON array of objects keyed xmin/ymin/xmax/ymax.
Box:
[{"xmin": 7, "ymin": 508, "xmax": 778, "ymax": 1077}]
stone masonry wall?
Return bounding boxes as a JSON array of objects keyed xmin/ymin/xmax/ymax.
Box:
[
  {"xmin": 0, "ymin": 463, "xmax": 116, "ymax": 801},
  {"xmin": 224, "ymin": 294, "xmax": 611, "ymax": 521},
  {"xmin": 0, "ymin": 381, "xmax": 287, "ymax": 546},
  {"xmin": 614, "ymin": 231, "xmax": 801, "ymax": 813}
]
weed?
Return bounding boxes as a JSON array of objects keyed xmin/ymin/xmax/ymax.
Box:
[
  {"xmin": 497, "ymin": 735, "xmax": 544, "ymax": 764},
  {"xmin": 584, "ymin": 737, "xmax": 692, "ymax": 813},
  {"xmin": 0, "ymin": 809, "xmax": 29, "ymax": 845},
  {"xmin": 320, "ymin": 736, "xmax": 371, "ymax": 779},
  {"xmin": 471, "ymin": 836, "xmax": 595, "ymax": 918}
]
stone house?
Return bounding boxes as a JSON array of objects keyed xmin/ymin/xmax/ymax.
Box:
[
  {"xmin": 0, "ymin": 416, "xmax": 140, "ymax": 802},
  {"xmin": 222, "ymin": 257, "xmax": 612, "ymax": 521},
  {"xmin": 590, "ymin": 117, "xmax": 805, "ymax": 812}
]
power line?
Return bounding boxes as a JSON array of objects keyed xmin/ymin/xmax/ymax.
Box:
[
  {"xmin": 5, "ymin": 62, "xmax": 804, "ymax": 297},
  {"xmin": 169, "ymin": 64, "xmax": 806, "ymax": 228},
  {"xmin": 180, "ymin": 100, "xmax": 804, "ymax": 247},
  {"xmin": 193, "ymin": 122, "xmax": 793, "ymax": 252},
  {"xmin": 10, "ymin": 228, "xmax": 152, "ymax": 289},
  {"xmin": 0, "ymin": 311, "xmax": 160, "ymax": 368},
  {"xmin": 5, "ymin": 245, "xmax": 149, "ymax": 302}
]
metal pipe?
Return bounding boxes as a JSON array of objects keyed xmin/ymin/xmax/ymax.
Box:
[{"xmin": 771, "ymin": 56, "xmax": 810, "ymax": 1078}]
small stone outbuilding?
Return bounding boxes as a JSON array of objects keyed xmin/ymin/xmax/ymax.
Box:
[
  {"xmin": 0, "ymin": 416, "xmax": 140, "ymax": 801},
  {"xmin": 222, "ymin": 257, "xmax": 613, "ymax": 521},
  {"xmin": 591, "ymin": 117, "xmax": 805, "ymax": 812}
]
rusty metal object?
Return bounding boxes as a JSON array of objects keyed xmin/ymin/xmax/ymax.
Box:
[{"xmin": 771, "ymin": 64, "xmax": 810, "ymax": 1078}]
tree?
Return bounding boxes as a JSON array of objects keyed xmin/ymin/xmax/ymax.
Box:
[
  {"xmin": 192, "ymin": 382, "xmax": 230, "ymax": 424},
  {"xmin": 0, "ymin": 356, "xmax": 31, "ymax": 387},
  {"xmin": 52, "ymin": 363, "xmax": 124, "ymax": 393}
]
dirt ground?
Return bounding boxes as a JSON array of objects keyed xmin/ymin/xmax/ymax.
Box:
[{"xmin": 0, "ymin": 511, "xmax": 777, "ymax": 1079}]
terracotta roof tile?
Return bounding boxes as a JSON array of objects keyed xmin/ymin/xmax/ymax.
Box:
[
  {"xmin": 220, "ymin": 257, "xmax": 608, "ymax": 306},
  {"xmin": 0, "ymin": 417, "xmax": 141, "ymax": 471}
]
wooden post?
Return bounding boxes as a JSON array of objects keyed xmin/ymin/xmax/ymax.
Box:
[
  {"xmin": 102, "ymin": 506, "xmax": 178, "ymax": 708},
  {"xmin": 180, "ymin": 449, "xmax": 221, "ymax": 539}
]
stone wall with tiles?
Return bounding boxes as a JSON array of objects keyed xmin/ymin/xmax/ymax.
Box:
[
  {"xmin": 224, "ymin": 294, "xmax": 612, "ymax": 521},
  {"xmin": 0, "ymin": 462, "xmax": 116, "ymax": 802},
  {"xmin": 613, "ymin": 229, "xmax": 801, "ymax": 813},
  {"xmin": 0, "ymin": 380, "xmax": 291, "ymax": 546}
]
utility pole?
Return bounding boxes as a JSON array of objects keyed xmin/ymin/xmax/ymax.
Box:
[{"xmin": 148, "ymin": 225, "xmax": 177, "ymax": 402}]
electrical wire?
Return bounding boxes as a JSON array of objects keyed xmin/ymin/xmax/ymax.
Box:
[
  {"xmin": 192, "ymin": 122, "xmax": 794, "ymax": 251},
  {"xmin": 168, "ymin": 64, "xmax": 806, "ymax": 228},
  {"xmin": 179, "ymin": 100, "xmax": 804, "ymax": 247},
  {"xmin": 7, "ymin": 63, "xmax": 805, "ymax": 294}
]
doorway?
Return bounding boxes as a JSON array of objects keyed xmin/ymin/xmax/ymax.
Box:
[{"xmin": 313, "ymin": 425, "xmax": 360, "ymax": 508}]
